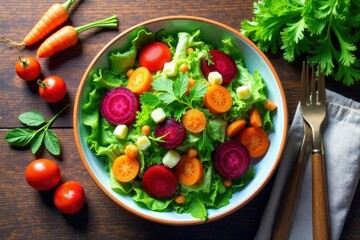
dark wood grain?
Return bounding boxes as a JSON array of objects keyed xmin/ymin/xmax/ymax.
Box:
[{"xmin": 0, "ymin": 1, "xmax": 359, "ymax": 239}]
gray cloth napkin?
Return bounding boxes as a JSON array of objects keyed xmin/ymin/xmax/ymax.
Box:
[{"xmin": 255, "ymin": 89, "xmax": 360, "ymax": 240}]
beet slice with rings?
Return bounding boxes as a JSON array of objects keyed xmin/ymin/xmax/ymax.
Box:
[
  {"xmin": 214, "ymin": 140, "xmax": 250, "ymax": 179},
  {"xmin": 100, "ymin": 87, "xmax": 139, "ymax": 125},
  {"xmin": 154, "ymin": 118, "xmax": 186, "ymax": 149},
  {"xmin": 142, "ymin": 164, "xmax": 178, "ymax": 199},
  {"xmin": 201, "ymin": 49, "xmax": 238, "ymax": 85}
]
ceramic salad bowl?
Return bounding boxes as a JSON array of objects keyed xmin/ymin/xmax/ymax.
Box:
[{"xmin": 73, "ymin": 16, "xmax": 288, "ymax": 225}]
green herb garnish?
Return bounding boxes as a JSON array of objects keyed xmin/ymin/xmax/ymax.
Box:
[{"xmin": 5, "ymin": 104, "xmax": 69, "ymax": 155}]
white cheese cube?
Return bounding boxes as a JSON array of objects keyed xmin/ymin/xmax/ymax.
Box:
[
  {"xmin": 236, "ymin": 85, "xmax": 251, "ymax": 99},
  {"xmin": 162, "ymin": 150, "xmax": 181, "ymax": 168},
  {"xmin": 163, "ymin": 62, "xmax": 177, "ymax": 77},
  {"xmin": 113, "ymin": 125, "xmax": 128, "ymax": 139},
  {"xmin": 136, "ymin": 136, "xmax": 151, "ymax": 151},
  {"xmin": 151, "ymin": 108, "xmax": 166, "ymax": 123},
  {"xmin": 208, "ymin": 71, "xmax": 223, "ymax": 85}
]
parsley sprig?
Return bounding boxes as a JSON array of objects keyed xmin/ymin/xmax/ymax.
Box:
[
  {"xmin": 5, "ymin": 104, "xmax": 69, "ymax": 155},
  {"xmin": 241, "ymin": 0, "xmax": 360, "ymax": 85},
  {"xmin": 140, "ymin": 75, "xmax": 207, "ymax": 119}
]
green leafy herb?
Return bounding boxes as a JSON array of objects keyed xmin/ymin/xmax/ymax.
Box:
[
  {"xmin": 5, "ymin": 104, "xmax": 69, "ymax": 155},
  {"xmin": 241, "ymin": 0, "xmax": 360, "ymax": 85}
]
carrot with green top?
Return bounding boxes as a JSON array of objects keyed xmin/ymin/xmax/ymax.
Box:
[{"xmin": 37, "ymin": 15, "xmax": 118, "ymax": 58}]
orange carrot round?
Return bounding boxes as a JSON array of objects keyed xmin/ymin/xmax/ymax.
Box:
[
  {"xmin": 203, "ymin": 85, "xmax": 232, "ymax": 114},
  {"xmin": 175, "ymin": 155, "xmax": 203, "ymax": 186},
  {"xmin": 23, "ymin": 0, "xmax": 75, "ymax": 46},
  {"xmin": 182, "ymin": 109, "xmax": 207, "ymax": 133},
  {"xmin": 37, "ymin": 15, "xmax": 118, "ymax": 58},
  {"xmin": 238, "ymin": 127, "xmax": 270, "ymax": 158},
  {"xmin": 127, "ymin": 67, "xmax": 153, "ymax": 94},
  {"xmin": 112, "ymin": 155, "xmax": 140, "ymax": 183},
  {"xmin": 226, "ymin": 118, "xmax": 246, "ymax": 138}
]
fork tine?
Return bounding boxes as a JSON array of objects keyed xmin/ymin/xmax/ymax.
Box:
[
  {"xmin": 317, "ymin": 66, "xmax": 326, "ymax": 104},
  {"xmin": 310, "ymin": 65, "xmax": 316, "ymax": 105},
  {"xmin": 300, "ymin": 61, "xmax": 307, "ymax": 104}
]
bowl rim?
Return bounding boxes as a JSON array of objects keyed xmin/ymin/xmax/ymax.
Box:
[{"xmin": 73, "ymin": 15, "xmax": 288, "ymax": 226}]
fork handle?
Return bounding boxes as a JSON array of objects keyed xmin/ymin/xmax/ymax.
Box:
[
  {"xmin": 271, "ymin": 161, "xmax": 306, "ymax": 240},
  {"xmin": 312, "ymin": 153, "xmax": 330, "ymax": 240}
]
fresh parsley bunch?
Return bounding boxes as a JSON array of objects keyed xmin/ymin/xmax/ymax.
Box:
[{"xmin": 241, "ymin": 0, "xmax": 360, "ymax": 85}]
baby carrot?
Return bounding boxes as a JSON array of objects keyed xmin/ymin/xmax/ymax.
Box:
[
  {"xmin": 37, "ymin": 15, "xmax": 118, "ymax": 58},
  {"xmin": 24, "ymin": 0, "xmax": 76, "ymax": 46}
]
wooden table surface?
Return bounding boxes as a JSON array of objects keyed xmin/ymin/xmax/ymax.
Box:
[{"xmin": 1, "ymin": 0, "xmax": 359, "ymax": 239}]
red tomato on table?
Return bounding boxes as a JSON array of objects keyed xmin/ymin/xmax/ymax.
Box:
[
  {"xmin": 139, "ymin": 41, "xmax": 172, "ymax": 72},
  {"xmin": 54, "ymin": 181, "xmax": 85, "ymax": 215},
  {"xmin": 25, "ymin": 159, "xmax": 61, "ymax": 191},
  {"xmin": 38, "ymin": 75, "xmax": 67, "ymax": 103},
  {"xmin": 15, "ymin": 56, "xmax": 41, "ymax": 81}
]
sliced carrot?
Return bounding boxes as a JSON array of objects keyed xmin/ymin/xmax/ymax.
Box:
[
  {"xmin": 22, "ymin": 0, "xmax": 75, "ymax": 46},
  {"xmin": 175, "ymin": 155, "xmax": 203, "ymax": 186},
  {"xmin": 124, "ymin": 144, "xmax": 139, "ymax": 158},
  {"xmin": 264, "ymin": 99, "xmax": 277, "ymax": 111},
  {"xmin": 249, "ymin": 108, "xmax": 262, "ymax": 127},
  {"xmin": 112, "ymin": 155, "xmax": 140, "ymax": 182},
  {"xmin": 127, "ymin": 67, "xmax": 153, "ymax": 94},
  {"xmin": 182, "ymin": 109, "xmax": 207, "ymax": 133},
  {"xmin": 238, "ymin": 127, "xmax": 270, "ymax": 158},
  {"xmin": 203, "ymin": 85, "xmax": 232, "ymax": 114},
  {"xmin": 37, "ymin": 15, "xmax": 118, "ymax": 58},
  {"xmin": 226, "ymin": 118, "xmax": 246, "ymax": 138}
]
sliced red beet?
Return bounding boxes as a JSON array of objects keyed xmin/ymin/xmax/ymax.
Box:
[
  {"xmin": 214, "ymin": 140, "xmax": 250, "ymax": 179},
  {"xmin": 100, "ymin": 87, "xmax": 139, "ymax": 125},
  {"xmin": 142, "ymin": 164, "xmax": 178, "ymax": 199},
  {"xmin": 154, "ymin": 118, "xmax": 186, "ymax": 149},
  {"xmin": 201, "ymin": 49, "xmax": 238, "ymax": 85}
]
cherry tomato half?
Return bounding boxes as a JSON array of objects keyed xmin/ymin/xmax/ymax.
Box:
[
  {"xmin": 25, "ymin": 159, "xmax": 61, "ymax": 191},
  {"xmin": 38, "ymin": 75, "xmax": 67, "ymax": 103},
  {"xmin": 54, "ymin": 181, "xmax": 85, "ymax": 215},
  {"xmin": 15, "ymin": 56, "xmax": 41, "ymax": 81},
  {"xmin": 139, "ymin": 41, "xmax": 172, "ymax": 72}
]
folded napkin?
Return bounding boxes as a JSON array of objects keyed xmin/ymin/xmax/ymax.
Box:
[{"xmin": 255, "ymin": 89, "xmax": 360, "ymax": 240}]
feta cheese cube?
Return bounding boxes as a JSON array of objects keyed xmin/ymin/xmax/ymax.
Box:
[
  {"xmin": 163, "ymin": 62, "xmax": 177, "ymax": 77},
  {"xmin": 208, "ymin": 71, "xmax": 223, "ymax": 85},
  {"xmin": 113, "ymin": 125, "xmax": 128, "ymax": 139},
  {"xmin": 162, "ymin": 150, "xmax": 181, "ymax": 168},
  {"xmin": 236, "ymin": 85, "xmax": 251, "ymax": 99},
  {"xmin": 151, "ymin": 108, "xmax": 166, "ymax": 123},
  {"xmin": 136, "ymin": 136, "xmax": 151, "ymax": 151}
]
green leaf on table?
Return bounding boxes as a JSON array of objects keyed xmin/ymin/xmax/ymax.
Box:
[
  {"xmin": 5, "ymin": 128, "xmax": 36, "ymax": 146},
  {"xmin": 18, "ymin": 111, "xmax": 46, "ymax": 127},
  {"xmin": 44, "ymin": 130, "xmax": 60, "ymax": 155},
  {"xmin": 31, "ymin": 131, "xmax": 45, "ymax": 154}
]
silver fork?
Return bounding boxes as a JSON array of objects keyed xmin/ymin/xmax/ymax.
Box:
[{"xmin": 300, "ymin": 61, "xmax": 329, "ymax": 240}]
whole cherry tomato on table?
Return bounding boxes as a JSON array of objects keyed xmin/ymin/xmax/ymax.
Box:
[
  {"xmin": 15, "ymin": 56, "xmax": 41, "ymax": 81},
  {"xmin": 38, "ymin": 75, "xmax": 67, "ymax": 103},
  {"xmin": 139, "ymin": 41, "xmax": 172, "ymax": 72},
  {"xmin": 25, "ymin": 159, "xmax": 61, "ymax": 191},
  {"xmin": 54, "ymin": 181, "xmax": 85, "ymax": 214}
]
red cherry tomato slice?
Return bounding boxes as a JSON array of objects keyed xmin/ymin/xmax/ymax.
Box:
[{"xmin": 139, "ymin": 41, "xmax": 172, "ymax": 72}]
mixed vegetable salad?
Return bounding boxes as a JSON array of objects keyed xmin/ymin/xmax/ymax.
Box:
[{"xmin": 81, "ymin": 28, "xmax": 276, "ymax": 220}]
